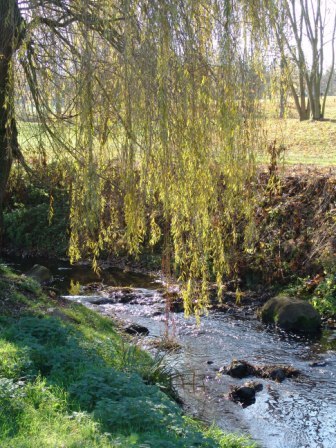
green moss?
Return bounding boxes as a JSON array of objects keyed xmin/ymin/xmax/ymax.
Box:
[{"xmin": 260, "ymin": 295, "xmax": 321, "ymax": 333}]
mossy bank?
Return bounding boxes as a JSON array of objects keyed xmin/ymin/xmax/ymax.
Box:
[{"xmin": 0, "ymin": 263, "xmax": 256, "ymax": 448}]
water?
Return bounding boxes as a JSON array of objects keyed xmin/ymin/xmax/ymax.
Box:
[
  {"xmin": 104, "ymin": 304, "xmax": 336, "ymax": 448},
  {"xmin": 4, "ymin": 255, "xmax": 155, "ymax": 291},
  {"xmin": 5, "ymin": 257, "xmax": 336, "ymax": 448}
]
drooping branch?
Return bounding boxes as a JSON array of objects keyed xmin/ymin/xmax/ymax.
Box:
[{"xmin": 2, "ymin": 0, "xmax": 267, "ymax": 315}]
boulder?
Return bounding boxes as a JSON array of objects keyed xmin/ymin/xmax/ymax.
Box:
[
  {"xmin": 26, "ymin": 264, "xmax": 52, "ymax": 283},
  {"xmin": 260, "ymin": 296, "xmax": 321, "ymax": 333}
]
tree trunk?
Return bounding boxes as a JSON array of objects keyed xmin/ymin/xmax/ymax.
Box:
[
  {"xmin": 0, "ymin": 0, "xmax": 22, "ymax": 245},
  {"xmin": 311, "ymin": 76, "xmax": 321, "ymax": 120},
  {"xmin": 0, "ymin": 76, "xmax": 14, "ymax": 245},
  {"xmin": 289, "ymin": 72, "xmax": 309, "ymax": 121},
  {"xmin": 279, "ymin": 58, "xmax": 286, "ymax": 119}
]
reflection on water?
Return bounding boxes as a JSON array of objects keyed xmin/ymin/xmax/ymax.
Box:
[
  {"xmin": 4, "ymin": 256, "xmax": 336, "ymax": 448},
  {"xmin": 4, "ymin": 255, "xmax": 156, "ymax": 293}
]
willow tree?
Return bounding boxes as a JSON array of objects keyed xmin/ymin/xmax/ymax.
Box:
[
  {"xmin": 2, "ymin": 0, "xmax": 265, "ymax": 316},
  {"xmin": 0, "ymin": 1, "xmax": 23, "ymax": 242},
  {"xmin": 0, "ymin": 0, "xmax": 123, "ymax": 239}
]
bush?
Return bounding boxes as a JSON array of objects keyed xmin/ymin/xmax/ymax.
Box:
[
  {"xmin": 4, "ymin": 196, "xmax": 68, "ymax": 257},
  {"xmin": 311, "ymin": 273, "xmax": 336, "ymax": 316}
]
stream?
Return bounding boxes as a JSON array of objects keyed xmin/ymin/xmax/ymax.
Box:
[{"xmin": 5, "ymin": 257, "xmax": 336, "ymax": 448}]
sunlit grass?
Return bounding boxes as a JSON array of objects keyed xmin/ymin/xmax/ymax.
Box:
[
  {"xmin": 263, "ymin": 96, "xmax": 336, "ymax": 167},
  {"xmin": 19, "ymin": 97, "xmax": 336, "ymax": 171}
]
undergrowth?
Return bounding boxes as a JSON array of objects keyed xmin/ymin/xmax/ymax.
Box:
[
  {"xmin": 4, "ymin": 201, "xmax": 68, "ymax": 257},
  {"xmin": 311, "ymin": 273, "xmax": 336, "ymax": 316},
  {"xmin": 0, "ymin": 263, "xmax": 256, "ymax": 448},
  {"xmin": 4, "ymin": 175, "xmax": 69, "ymax": 257},
  {"xmin": 284, "ymin": 271, "xmax": 336, "ymax": 317}
]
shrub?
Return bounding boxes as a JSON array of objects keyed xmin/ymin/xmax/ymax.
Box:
[
  {"xmin": 4, "ymin": 198, "xmax": 68, "ymax": 257},
  {"xmin": 311, "ymin": 273, "xmax": 336, "ymax": 316}
]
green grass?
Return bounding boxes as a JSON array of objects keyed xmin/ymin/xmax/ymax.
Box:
[
  {"xmin": 262, "ymin": 96, "xmax": 336, "ymax": 167},
  {"xmin": 19, "ymin": 96, "xmax": 336, "ymax": 171},
  {"xmin": 0, "ymin": 263, "xmax": 257, "ymax": 448}
]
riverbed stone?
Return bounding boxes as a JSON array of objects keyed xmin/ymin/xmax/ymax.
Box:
[
  {"xmin": 163, "ymin": 291, "xmax": 184, "ymax": 313},
  {"xmin": 229, "ymin": 381, "xmax": 263, "ymax": 407},
  {"xmin": 225, "ymin": 360, "xmax": 256, "ymax": 378},
  {"xmin": 260, "ymin": 295, "xmax": 321, "ymax": 333},
  {"xmin": 26, "ymin": 264, "xmax": 52, "ymax": 283},
  {"xmin": 309, "ymin": 361, "xmax": 327, "ymax": 367},
  {"xmin": 268, "ymin": 368, "xmax": 286, "ymax": 382},
  {"xmin": 124, "ymin": 323, "xmax": 149, "ymax": 336}
]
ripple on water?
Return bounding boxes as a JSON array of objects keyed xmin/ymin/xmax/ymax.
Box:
[{"xmin": 114, "ymin": 299, "xmax": 336, "ymax": 448}]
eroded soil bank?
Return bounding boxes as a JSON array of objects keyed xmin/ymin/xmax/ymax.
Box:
[{"xmin": 3, "ymin": 171, "xmax": 336, "ymax": 278}]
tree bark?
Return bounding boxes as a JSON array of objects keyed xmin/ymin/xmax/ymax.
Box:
[
  {"xmin": 0, "ymin": 0, "xmax": 22, "ymax": 245},
  {"xmin": 322, "ymin": 14, "xmax": 336, "ymax": 118}
]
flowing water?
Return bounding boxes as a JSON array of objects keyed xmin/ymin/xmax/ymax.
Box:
[{"xmin": 5, "ymin": 257, "xmax": 336, "ymax": 448}]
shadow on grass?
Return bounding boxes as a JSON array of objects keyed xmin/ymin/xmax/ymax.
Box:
[{"xmin": 0, "ymin": 312, "xmax": 219, "ymax": 448}]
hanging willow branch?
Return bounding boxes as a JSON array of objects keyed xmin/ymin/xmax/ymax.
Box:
[{"xmin": 9, "ymin": 0, "xmax": 267, "ymax": 316}]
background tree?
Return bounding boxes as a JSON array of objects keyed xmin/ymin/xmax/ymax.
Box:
[
  {"xmin": 270, "ymin": 0, "xmax": 336, "ymax": 121},
  {"xmin": 321, "ymin": 66, "xmax": 336, "ymax": 95}
]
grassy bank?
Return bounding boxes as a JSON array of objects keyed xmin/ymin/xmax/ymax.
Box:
[{"xmin": 0, "ymin": 264, "xmax": 256, "ymax": 448}]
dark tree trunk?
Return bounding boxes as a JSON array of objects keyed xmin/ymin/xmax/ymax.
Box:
[
  {"xmin": 279, "ymin": 58, "xmax": 286, "ymax": 119},
  {"xmin": 290, "ymin": 83, "xmax": 309, "ymax": 121},
  {"xmin": 0, "ymin": 58, "xmax": 14, "ymax": 246},
  {"xmin": 0, "ymin": 0, "xmax": 22, "ymax": 245}
]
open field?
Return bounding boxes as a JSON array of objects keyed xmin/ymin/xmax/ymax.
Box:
[
  {"xmin": 18, "ymin": 97, "xmax": 336, "ymax": 170},
  {"xmin": 263, "ymin": 96, "xmax": 336, "ymax": 167}
]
